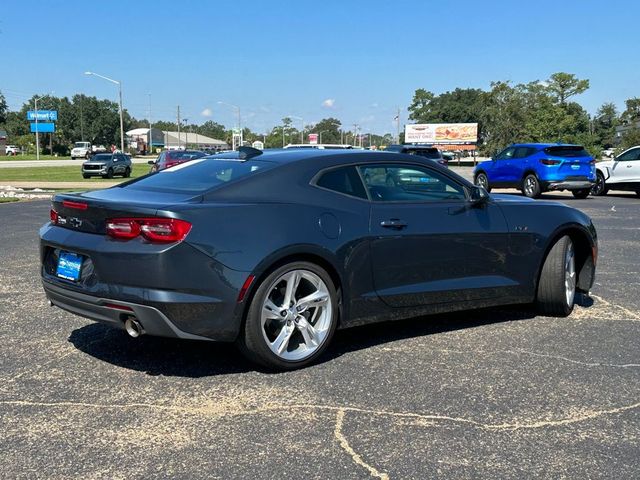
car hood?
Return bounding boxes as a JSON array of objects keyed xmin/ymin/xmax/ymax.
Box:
[{"xmin": 490, "ymin": 193, "xmax": 565, "ymax": 207}]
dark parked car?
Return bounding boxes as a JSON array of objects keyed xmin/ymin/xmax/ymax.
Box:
[
  {"xmin": 148, "ymin": 149, "xmax": 207, "ymax": 172},
  {"xmin": 82, "ymin": 153, "xmax": 132, "ymax": 179},
  {"xmin": 474, "ymin": 143, "xmax": 596, "ymax": 199},
  {"xmin": 41, "ymin": 148, "xmax": 597, "ymax": 370},
  {"xmin": 384, "ymin": 144, "xmax": 448, "ymax": 167}
]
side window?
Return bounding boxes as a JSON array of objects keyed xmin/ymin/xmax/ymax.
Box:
[
  {"xmin": 359, "ymin": 164, "xmax": 466, "ymax": 202},
  {"xmin": 495, "ymin": 147, "xmax": 516, "ymax": 160},
  {"xmin": 513, "ymin": 147, "xmax": 533, "ymax": 159},
  {"xmin": 315, "ymin": 166, "xmax": 367, "ymax": 199},
  {"xmin": 617, "ymin": 148, "xmax": 640, "ymax": 161}
]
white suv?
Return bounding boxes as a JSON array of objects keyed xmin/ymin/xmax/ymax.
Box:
[
  {"xmin": 592, "ymin": 145, "xmax": 640, "ymax": 197},
  {"xmin": 5, "ymin": 145, "xmax": 19, "ymax": 155}
]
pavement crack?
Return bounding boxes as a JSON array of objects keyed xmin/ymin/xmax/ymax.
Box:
[
  {"xmin": 3, "ymin": 398, "xmax": 639, "ymax": 433},
  {"xmin": 334, "ymin": 409, "xmax": 389, "ymax": 480},
  {"xmin": 503, "ymin": 349, "xmax": 640, "ymax": 369}
]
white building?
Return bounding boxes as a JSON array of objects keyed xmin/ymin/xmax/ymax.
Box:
[{"xmin": 125, "ymin": 128, "xmax": 228, "ymax": 151}]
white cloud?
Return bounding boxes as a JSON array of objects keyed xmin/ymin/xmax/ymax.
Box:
[
  {"xmin": 322, "ymin": 98, "xmax": 335, "ymax": 108},
  {"xmin": 370, "ymin": 102, "xmax": 379, "ymax": 108},
  {"xmin": 201, "ymin": 108, "xmax": 212, "ymax": 117}
]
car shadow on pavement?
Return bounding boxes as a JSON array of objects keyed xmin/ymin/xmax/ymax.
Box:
[{"xmin": 68, "ymin": 300, "xmax": 572, "ymax": 376}]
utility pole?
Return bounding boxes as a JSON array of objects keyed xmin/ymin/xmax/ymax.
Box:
[
  {"xmin": 396, "ymin": 107, "xmax": 401, "ymax": 144},
  {"xmin": 34, "ymin": 97, "xmax": 40, "ymax": 161},
  {"xmin": 148, "ymin": 93, "xmax": 152, "ymax": 154},
  {"xmin": 177, "ymin": 106, "xmax": 181, "ymax": 148},
  {"xmin": 352, "ymin": 124, "xmax": 359, "ymax": 147}
]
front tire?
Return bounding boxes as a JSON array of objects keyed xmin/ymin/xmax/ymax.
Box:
[
  {"xmin": 474, "ymin": 172, "xmax": 491, "ymax": 192},
  {"xmin": 105, "ymin": 168, "xmax": 114, "ymax": 179},
  {"xmin": 124, "ymin": 167, "xmax": 131, "ymax": 178},
  {"xmin": 537, "ymin": 235, "xmax": 576, "ymax": 317},
  {"xmin": 238, "ymin": 262, "xmax": 338, "ymax": 370},
  {"xmin": 522, "ymin": 174, "xmax": 541, "ymax": 198},
  {"xmin": 82, "ymin": 174, "xmax": 90, "ymax": 179},
  {"xmin": 591, "ymin": 171, "xmax": 608, "ymax": 196},
  {"xmin": 571, "ymin": 189, "xmax": 590, "ymax": 199}
]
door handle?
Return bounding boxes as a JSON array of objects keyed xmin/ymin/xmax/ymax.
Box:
[{"xmin": 380, "ymin": 219, "xmax": 407, "ymax": 230}]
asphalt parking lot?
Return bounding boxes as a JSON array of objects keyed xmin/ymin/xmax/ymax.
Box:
[{"xmin": 1, "ymin": 193, "xmax": 639, "ymax": 479}]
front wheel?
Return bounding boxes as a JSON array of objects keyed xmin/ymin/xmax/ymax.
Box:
[
  {"xmin": 105, "ymin": 168, "xmax": 114, "ymax": 179},
  {"xmin": 591, "ymin": 171, "xmax": 608, "ymax": 196},
  {"xmin": 82, "ymin": 174, "xmax": 90, "ymax": 179},
  {"xmin": 522, "ymin": 174, "xmax": 541, "ymax": 199},
  {"xmin": 238, "ymin": 262, "xmax": 338, "ymax": 370},
  {"xmin": 124, "ymin": 167, "xmax": 131, "ymax": 178},
  {"xmin": 571, "ymin": 189, "xmax": 590, "ymax": 199},
  {"xmin": 537, "ymin": 235, "xmax": 576, "ymax": 317},
  {"xmin": 474, "ymin": 172, "xmax": 491, "ymax": 192}
]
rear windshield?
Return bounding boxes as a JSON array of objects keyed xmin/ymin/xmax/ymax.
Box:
[
  {"xmin": 166, "ymin": 151, "xmax": 205, "ymax": 160},
  {"xmin": 543, "ymin": 146, "xmax": 591, "ymax": 158},
  {"xmin": 405, "ymin": 148, "xmax": 441, "ymax": 160},
  {"xmin": 125, "ymin": 158, "xmax": 275, "ymax": 193}
]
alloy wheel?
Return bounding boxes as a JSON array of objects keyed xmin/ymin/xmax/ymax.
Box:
[
  {"xmin": 524, "ymin": 177, "xmax": 536, "ymax": 196},
  {"xmin": 260, "ymin": 269, "xmax": 332, "ymax": 361},
  {"xmin": 564, "ymin": 242, "xmax": 576, "ymax": 307},
  {"xmin": 476, "ymin": 173, "xmax": 488, "ymax": 189}
]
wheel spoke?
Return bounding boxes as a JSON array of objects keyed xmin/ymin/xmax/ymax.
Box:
[
  {"xmin": 282, "ymin": 271, "xmax": 301, "ymax": 308},
  {"xmin": 263, "ymin": 299, "xmax": 282, "ymax": 320},
  {"xmin": 296, "ymin": 317, "xmax": 319, "ymax": 347},
  {"xmin": 296, "ymin": 290, "xmax": 329, "ymax": 310},
  {"xmin": 272, "ymin": 323, "xmax": 295, "ymax": 354}
]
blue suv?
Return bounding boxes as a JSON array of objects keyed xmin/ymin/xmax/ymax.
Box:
[{"xmin": 474, "ymin": 144, "xmax": 596, "ymax": 199}]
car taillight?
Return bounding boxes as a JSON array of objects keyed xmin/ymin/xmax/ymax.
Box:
[
  {"xmin": 50, "ymin": 209, "xmax": 59, "ymax": 224},
  {"xmin": 106, "ymin": 217, "xmax": 192, "ymax": 243},
  {"xmin": 540, "ymin": 158, "xmax": 561, "ymax": 165},
  {"xmin": 589, "ymin": 159, "xmax": 596, "ymax": 165},
  {"xmin": 63, "ymin": 200, "xmax": 88, "ymax": 210}
]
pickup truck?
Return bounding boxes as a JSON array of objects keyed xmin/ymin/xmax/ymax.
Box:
[{"xmin": 71, "ymin": 142, "xmax": 93, "ymax": 160}]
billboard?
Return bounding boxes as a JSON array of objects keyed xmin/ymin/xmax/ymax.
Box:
[
  {"xmin": 405, "ymin": 123, "xmax": 478, "ymax": 144},
  {"xmin": 308, "ymin": 133, "xmax": 318, "ymax": 145},
  {"xmin": 27, "ymin": 110, "xmax": 58, "ymax": 121}
]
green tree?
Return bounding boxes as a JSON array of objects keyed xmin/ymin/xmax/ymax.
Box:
[
  {"xmin": 407, "ymin": 88, "xmax": 436, "ymax": 122},
  {"xmin": 547, "ymin": 72, "xmax": 589, "ymax": 105},
  {"xmin": 309, "ymin": 117, "xmax": 342, "ymax": 144},
  {"xmin": 480, "ymin": 81, "xmax": 528, "ymax": 154},
  {"xmin": 620, "ymin": 125, "xmax": 640, "ymax": 150},
  {"xmin": 621, "ymin": 97, "xmax": 640, "ymax": 124},
  {"xmin": 593, "ymin": 102, "xmax": 619, "ymax": 148},
  {"xmin": 0, "ymin": 91, "xmax": 7, "ymax": 125}
]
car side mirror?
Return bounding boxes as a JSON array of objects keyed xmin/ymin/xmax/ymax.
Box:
[
  {"xmin": 469, "ymin": 185, "xmax": 490, "ymax": 205},
  {"xmin": 147, "ymin": 160, "xmax": 155, "ymax": 165}
]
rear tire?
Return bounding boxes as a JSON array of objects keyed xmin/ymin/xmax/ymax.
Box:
[
  {"xmin": 571, "ymin": 189, "xmax": 590, "ymax": 199},
  {"xmin": 591, "ymin": 171, "xmax": 608, "ymax": 196},
  {"xmin": 522, "ymin": 174, "xmax": 541, "ymax": 199},
  {"xmin": 474, "ymin": 172, "xmax": 491, "ymax": 192},
  {"xmin": 237, "ymin": 261, "xmax": 338, "ymax": 370},
  {"xmin": 537, "ymin": 235, "xmax": 576, "ymax": 317}
]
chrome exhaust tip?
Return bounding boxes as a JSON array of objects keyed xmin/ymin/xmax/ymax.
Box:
[{"xmin": 124, "ymin": 317, "xmax": 144, "ymax": 338}]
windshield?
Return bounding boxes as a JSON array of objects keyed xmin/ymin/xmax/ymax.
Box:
[
  {"xmin": 91, "ymin": 154, "xmax": 112, "ymax": 161},
  {"xmin": 125, "ymin": 158, "xmax": 276, "ymax": 193},
  {"xmin": 543, "ymin": 146, "xmax": 591, "ymax": 158},
  {"xmin": 74, "ymin": 142, "xmax": 89, "ymax": 148}
]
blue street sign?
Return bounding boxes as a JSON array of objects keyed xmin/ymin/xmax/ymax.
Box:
[
  {"xmin": 30, "ymin": 122, "xmax": 55, "ymax": 133},
  {"xmin": 27, "ymin": 110, "xmax": 58, "ymax": 121}
]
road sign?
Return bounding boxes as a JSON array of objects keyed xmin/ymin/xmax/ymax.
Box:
[
  {"xmin": 30, "ymin": 122, "xmax": 56, "ymax": 133},
  {"xmin": 27, "ymin": 110, "xmax": 58, "ymax": 121}
]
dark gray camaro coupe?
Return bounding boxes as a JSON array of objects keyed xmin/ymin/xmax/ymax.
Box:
[{"xmin": 40, "ymin": 148, "xmax": 597, "ymax": 369}]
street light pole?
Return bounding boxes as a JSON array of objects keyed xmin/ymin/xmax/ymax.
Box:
[
  {"xmin": 33, "ymin": 96, "xmax": 40, "ymax": 161},
  {"xmin": 289, "ymin": 115, "xmax": 304, "ymax": 143},
  {"xmin": 84, "ymin": 71, "xmax": 125, "ymax": 153}
]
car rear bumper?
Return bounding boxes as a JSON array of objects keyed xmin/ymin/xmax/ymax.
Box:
[
  {"xmin": 43, "ymin": 280, "xmax": 215, "ymax": 340},
  {"xmin": 544, "ymin": 180, "xmax": 594, "ymax": 191}
]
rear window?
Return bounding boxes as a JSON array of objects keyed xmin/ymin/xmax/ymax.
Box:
[
  {"xmin": 407, "ymin": 148, "xmax": 441, "ymax": 160},
  {"xmin": 166, "ymin": 151, "xmax": 206, "ymax": 160},
  {"xmin": 125, "ymin": 158, "xmax": 275, "ymax": 193},
  {"xmin": 543, "ymin": 146, "xmax": 591, "ymax": 158}
]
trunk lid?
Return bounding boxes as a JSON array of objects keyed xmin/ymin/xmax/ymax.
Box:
[
  {"xmin": 543, "ymin": 146, "xmax": 594, "ymax": 177},
  {"xmin": 51, "ymin": 188, "xmax": 201, "ymax": 235}
]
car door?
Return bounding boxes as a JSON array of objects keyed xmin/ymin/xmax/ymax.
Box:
[
  {"xmin": 611, "ymin": 147, "xmax": 640, "ymax": 185},
  {"xmin": 510, "ymin": 146, "xmax": 534, "ymax": 181},
  {"xmin": 360, "ymin": 163, "xmax": 513, "ymax": 308},
  {"xmin": 491, "ymin": 146, "xmax": 516, "ymax": 184}
]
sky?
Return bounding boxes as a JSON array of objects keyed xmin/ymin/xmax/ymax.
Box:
[{"xmin": 2, "ymin": 0, "xmax": 638, "ymax": 135}]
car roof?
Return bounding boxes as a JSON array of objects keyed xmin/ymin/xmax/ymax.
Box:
[{"xmin": 510, "ymin": 143, "xmax": 583, "ymax": 148}]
